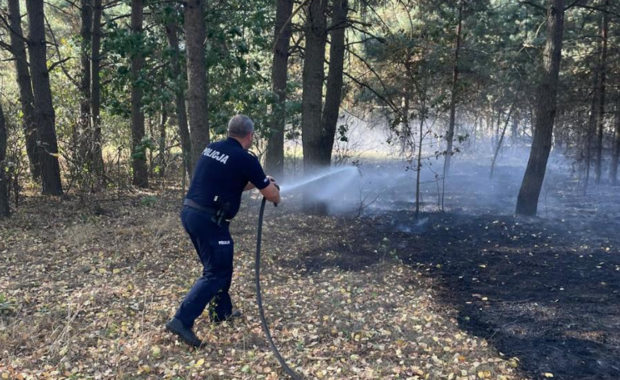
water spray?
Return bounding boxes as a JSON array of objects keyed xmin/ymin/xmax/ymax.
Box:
[{"xmin": 279, "ymin": 166, "xmax": 361, "ymax": 195}]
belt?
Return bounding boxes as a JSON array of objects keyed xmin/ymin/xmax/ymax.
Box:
[
  {"xmin": 183, "ymin": 199, "xmax": 218, "ymax": 214},
  {"xmin": 183, "ymin": 199, "xmax": 232, "ymax": 224}
]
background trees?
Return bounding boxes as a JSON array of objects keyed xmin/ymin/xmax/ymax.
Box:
[{"xmin": 0, "ymin": 0, "xmax": 619, "ymax": 218}]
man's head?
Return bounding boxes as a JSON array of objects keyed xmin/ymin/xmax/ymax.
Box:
[{"xmin": 227, "ymin": 115, "xmax": 254, "ymax": 149}]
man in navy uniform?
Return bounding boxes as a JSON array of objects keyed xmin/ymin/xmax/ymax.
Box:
[{"xmin": 166, "ymin": 115, "xmax": 281, "ymax": 347}]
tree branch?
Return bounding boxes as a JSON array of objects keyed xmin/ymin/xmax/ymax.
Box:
[
  {"xmin": 0, "ymin": 40, "xmax": 13, "ymax": 54},
  {"xmin": 518, "ymin": 1, "xmax": 546, "ymax": 12},
  {"xmin": 45, "ymin": 1, "xmax": 75, "ymax": 18},
  {"xmin": 564, "ymin": 0, "xmax": 585, "ymax": 11},
  {"xmin": 572, "ymin": 4, "xmax": 620, "ymax": 18},
  {"xmin": 348, "ymin": 23, "xmax": 386, "ymax": 43},
  {"xmin": 272, "ymin": 0, "xmax": 308, "ymax": 54},
  {"xmin": 48, "ymin": 57, "xmax": 72, "ymax": 72},
  {"xmin": 344, "ymin": 71, "xmax": 399, "ymax": 114},
  {"xmin": 347, "ymin": 47, "xmax": 396, "ymax": 109},
  {"xmin": 0, "ymin": 12, "xmax": 31, "ymax": 45},
  {"xmin": 58, "ymin": 0, "xmax": 80, "ymax": 9},
  {"xmin": 44, "ymin": 14, "xmax": 79, "ymax": 87},
  {"xmin": 345, "ymin": 37, "xmax": 384, "ymax": 47},
  {"xmin": 104, "ymin": 13, "xmax": 132, "ymax": 24}
]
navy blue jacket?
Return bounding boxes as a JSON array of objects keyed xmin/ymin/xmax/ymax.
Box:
[{"xmin": 186, "ymin": 137, "xmax": 269, "ymax": 218}]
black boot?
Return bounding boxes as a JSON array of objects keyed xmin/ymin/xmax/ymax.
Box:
[
  {"xmin": 165, "ymin": 317, "xmax": 202, "ymax": 347},
  {"xmin": 212, "ymin": 310, "xmax": 243, "ymax": 325}
]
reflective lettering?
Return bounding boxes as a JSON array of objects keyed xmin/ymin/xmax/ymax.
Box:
[{"xmin": 202, "ymin": 147, "xmax": 230, "ymax": 164}]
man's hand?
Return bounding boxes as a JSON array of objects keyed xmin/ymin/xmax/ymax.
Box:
[{"xmin": 260, "ymin": 176, "xmax": 281, "ymax": 204}]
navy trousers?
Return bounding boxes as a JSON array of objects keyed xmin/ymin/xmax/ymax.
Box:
[{"xmin": 175, "ymin": 206, "xmax": 234, "ymax": 328}]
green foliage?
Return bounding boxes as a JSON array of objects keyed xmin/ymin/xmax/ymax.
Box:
[
  {"xmin": 140, "ymin": 195, "xmax": 158, "ymax": 207},
  {"xmin": 205, "ymin": 0, "xmax": 276, "ymax": 137},
  {"xmin": 0, "ymin": 293, "xmax": 14, "ymax": 314},
  {"xmin": 132, "ymin": 137, "xmax": 156, "ymax": 160}
]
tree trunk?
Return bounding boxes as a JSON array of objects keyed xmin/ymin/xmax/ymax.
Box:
[
  {"xmin": 443, "ymin": 4, "xmax": 463, "ymax": 175},
  {"xmin": 516, "ymin": 0, "xmax": 565, "ymax": 216},
  {"xmin": 511, "ymin": 113, "xmax": 519, "ymax": 143},
  {"xmin": 264, "ymin": 0, "xmax": 294, "ymax": 180},
  {"xmin": 184, "ymin": 0, "xmax": 210, "ymax": 170},
  {"xmin": 490, "ymin": 91, "xmax": 518, "ymax": 179},
  {"xmin": 319, "ymin": 0, "xmax": 348, "ymax": 164},
  {"xmin": 493, "ymin": 105, "xmax": 502, "ymax": 149},
  {"xmin": 8, "ymin": 0, "xmax": 41, "ymax": 180},
  {"xmin": 301, "ymin": 0, "xmax": 328, "ymax": 214},
  {"xmin": 130, "ymin": 0, "xmax": 149, "ymax": 188},
  {"xmin": 0, "ymin": 101, "xmax": 9, "ymax": 218},
  {"xmin": 595, "ymin": 1, "xmax": 608, "ymax": 184},
  {"xmin": 415, "ymin": 101, "xmax": 424, "ymax": 220},
  {"xmin": 584, "ymin": 28, "xmax": 602, "ymax": 195},
  {"xmin": 165, "ymin": 9, "xmax": 193, "ymax": 177},
  {"xmin": 91, "ymin": 0, "xmax": 104, "ymax": 180},
  {"xmin": 26, "ymin": 0, "xmax": 63, "ymax": 195},
  {"xmin": 79, "ymin": 0, "xmax": 92, "ymax": 142},
  {"xmin": 148, "ymin": 117, "xmax": 154, "ymax": 178},
  {"xmin": 611, "ymin": 100, "xmax": 620, "ymax": 185},
  {"xmin": 301, "ymin": 0, "xmax": 328, "ymax": 172},
  {"xmin": 159, "ymin": 108, "xmax": 167, "ymax": 178}
]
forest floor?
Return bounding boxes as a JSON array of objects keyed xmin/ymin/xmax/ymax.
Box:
[{"xmin": 0, "ymin": 178, "xmax": 618, "ymax": 380}]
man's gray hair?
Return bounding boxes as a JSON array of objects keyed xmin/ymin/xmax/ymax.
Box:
[{"xmin": 227, "ymin": 115, "xmax": 254, "ymax": 137}]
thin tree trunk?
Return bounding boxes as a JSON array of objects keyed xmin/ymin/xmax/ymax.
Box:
[
  {"xmin": 490, "ymin": 92, "xmax": 518, "ymax": 179},
  {"xmin": 584, "ymin": 39, "xmax": 601, "ymax": 195},
  {"xmin": 91, "ymin": 0, "xmax": 104, "ymax": 180},
  {"xmin": 319, "ymin": 0, "xmax": 348, "ymax": 164},
  {"xmin": 415, "ymin": 103, "xmax": 424, "ymax": 220},
  {"xmin": 443, "ymin": 4, "xmax": 463, "ymax": 175},
  {"xmin": 595, "ymin": 1, "xmax": 608, "ymax": 184},
  {"xmin": 79, "ymin": 0, "xmax": 92, "ymax": 142},
  {"xmin": 511, "ymin": 113, "xmax": 519, "ymax": 143},
  {"xmin": 184, "ymin": 0, "xmax": 210, "ymax": 170},
  {"xmin": 0, "ymin": 101, "xmax": 9, "ymax": 218},
  {"xmin": 264, "ymin": 0, "xmax": 294, "ymax": 180},
  {"xmin": 26, "ymin": 0, "xmax": 63, "ymax": 195},
  {"xmin": 611, "ymin": 100, "xmax": 620, "ymax": 185},
  {"xmin": 165, "ymin": 8, "xmax": 193, "ymax": 177},
  {"xmin": 516, "ymin": 0, "xmax": 565, "ymax": 216},
  {"xmin": 130, "ymin": 0, "xmax": 148, "ymax": 187},
  {"xmin": 8, "ymin": 0, "xmax": 41, "ymax": 180},
  {"xmin": 472, "ymin": 115, "xmax": 477, "ymax": 148},
  {"xmin": 494, "ymin": 107, "xmax": 502, "ymax": 147},
  {"xmin": 159, "ymin": 107, "xmax": 167, "ymax": 178},
  {"xmin": 554, "ymin": 110, "xmax": 563, "ymax": 149}
]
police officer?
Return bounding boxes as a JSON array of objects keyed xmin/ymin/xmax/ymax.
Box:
[{"xmin": 166, "ymin": 115, "xmax": 281, "ymax": 347}]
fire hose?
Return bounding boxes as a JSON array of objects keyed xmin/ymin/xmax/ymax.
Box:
[{"xmin": 255, "ymin": 196, "xmax": 302, "ymax": 380}]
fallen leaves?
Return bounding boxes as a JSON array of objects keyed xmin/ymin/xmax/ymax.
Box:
[{"xmin": 0, "ymin": 195, "xmax": 525, "ymax": 380}]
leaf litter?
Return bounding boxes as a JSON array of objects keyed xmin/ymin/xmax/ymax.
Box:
[{"xmin": 0, "ymin": 192, "xmax": 525, "ymax": 379}]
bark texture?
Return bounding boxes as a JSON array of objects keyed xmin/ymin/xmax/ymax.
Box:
[
  {"xmin": 516, "ymin": 0, "xmax": 565, "ymax": 216},
  {"xmin": 184, "ymin": 0, "xmax": 210, "ymax": 170},
  {"xmin": 26, "ymin": 0, "xmax": 63, "ymax": 195},
  {"xmin": 264, "ymin": 0, "xmax": 294, "ymax": 180}
]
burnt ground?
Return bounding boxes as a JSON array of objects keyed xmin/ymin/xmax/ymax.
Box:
[
  {"xmin": 273, "ymin": 205, "xmax": 620, "ymax": 380},
  {"xmin": 376, "ymin": 211, "xmax": 620, "ymax": 380},
  {"xmin": 277, "ymin": 159, "xmax": 620, "ymax": 380}
]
